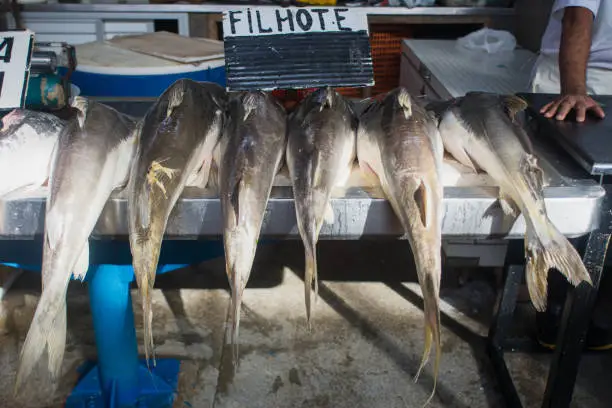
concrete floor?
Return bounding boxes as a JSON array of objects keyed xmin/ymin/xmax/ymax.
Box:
[{"xmin": 0, "ymin": 241, "xmax": 610, "ymax": 408}]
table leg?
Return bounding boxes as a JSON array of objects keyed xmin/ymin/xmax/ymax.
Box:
[
  {"xmin": 541, "ymin": 229, "xmax": 610, "ymax": 407},
  {"xmin": 65, "ymin": 264, "xmax": 180, "ymax": 408},
  {"xmin": 487, "ymin": 263, "xmax": 524, "ymax": 408}
]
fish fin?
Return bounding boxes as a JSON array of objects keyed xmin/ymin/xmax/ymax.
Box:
[
  {"xmin": 520, "ymin": 154, "xmax": 592, "ymax": 311},
  {"xmin": 318, "ymin": 87, "xmax": 334, "ymax": 112},
  {"xmin": 46, "ymin": 302, "xmax": 66, "ymax": 386},
  {"xmin": 186, "ymin": 159, "xmax": 211, "ymax": 189},
  {"xmin": 397, "ymin": 88, "xmax": 413, "ymax": 119},
  {"xmin": 498, "ymin": 190, "xmax": 519, "ymax": 217},
  {"xmin": 358, "ymin": 160, "xmax": 380, "ymax": 187},
  {"xmin": 72, "ymin": 243, "xmax": 89, "ymax": 281},
  {"xmin": 242, "ymin": 92, "xmax": 259, "ymax": 121},
  {"xmin": 166, "ymin": 85, "xmax": 185, "ymax": 118},
  {"xmin": 71, "ymin": 96, "xmax": 89, "ymax": 129},
  {"xmin": 501, "ymin": 95, "xmax": 528, "ymax": 121},
  {"xmin": 208, "ymin": 160, "xmax": 220, "ymax": 193},
  {"xmin": 304, "ymin": 241, "xmax": 318, "ymax": 330},
  {"xmin": 14, "ymin": 270, "xmax": 72, "ymax": 396},
  {"xmin": 45, "ymin": 205, "xmax": 64, "ymax": 252},
  {"xmin": 414, "ymin": 274, "xmax": 442, "ymax": 407},
  {"xmin": 525, "ymin": 223, "xmax": 592, "ymax": 312},
  {"xmin": 141, "ymin": 269, "xmax": 157, "ymax": 367},
  {"xmin": 229, "ymin": 280, "xmax": 243, "ymax": 365},
  {"xmin": 324, "ymin": 203, "xmax": 334, "ymax": 225},
  {"xmin": 413, "ymin": 180, "xmax": 429, "ymax": 229}
]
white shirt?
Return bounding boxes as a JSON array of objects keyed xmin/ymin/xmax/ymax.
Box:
[{"xmin": 540, "ymin": 0, "xmax": 612, "ymax": 69}]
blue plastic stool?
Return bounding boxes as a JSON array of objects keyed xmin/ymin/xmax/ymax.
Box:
[{"xmin": 1, "ymin": 239, "xmax": 226, "ymax": 408}]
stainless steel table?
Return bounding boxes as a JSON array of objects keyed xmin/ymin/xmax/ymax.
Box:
[
  {"xmin": 0, "ymin": 100, "xmax": 604, "ymax": 408},
  {"xmin": 0, "ymin": 100, "xmax": 604, "ymax": 241}
]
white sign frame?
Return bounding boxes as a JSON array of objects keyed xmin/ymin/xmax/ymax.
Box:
[{"xmin": 0, "ymin": 30, "xmax": 34, "ymax": 110}]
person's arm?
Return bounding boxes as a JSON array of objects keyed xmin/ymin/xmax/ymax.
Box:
[{"xmin": 540, "ymin": 6, "xmax": 605, "ymax": 122}]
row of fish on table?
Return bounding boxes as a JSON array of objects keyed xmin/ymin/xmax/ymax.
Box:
[{"xmin": 1, "ymin": 79, "xmax": 591, "ymax": 404}]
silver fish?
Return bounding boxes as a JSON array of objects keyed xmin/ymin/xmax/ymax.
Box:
[
  {"xmin": 127, "ymin": 79, "xmax": 226, "ymax": 364},
  {"xmin": 358, "ymin": 87, "xmax": 443, "ymax": 405},
  {"xmin": 14, "ymin": 97, "xmax": 136, "ymax": 395},
  {"xmin": 286, "ymin": 87, "xmax": 357, "ymax": 326},
  {"xmin": 218, "ymin": 91, "xmax": 286, "ymax": 359},
  {"xmin": 0, "ymin": 109, "xmax": 64, "ymax": 198},
  {"xmin": 430, "ymin": 91, "xmax": 591, "ymax": 311}
]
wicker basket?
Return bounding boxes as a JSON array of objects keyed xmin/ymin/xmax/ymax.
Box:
[{"xmin": 369, "ymin": 24, "xmax": 414, "ymax": 96}]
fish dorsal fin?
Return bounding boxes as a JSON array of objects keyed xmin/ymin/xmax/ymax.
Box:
[
  {"xmin": 397, "ymin": 88, "xmax": 412, "ymax": 119},
  {"xmin": 414, "ymin": 179, "xmax": 429, "ymax": 229},
  {"xmin": 242, "ymin": 92, "xmax": 259, "ymax": 121},
  {"xmin": 501, "ymin": 95, "xmax": 528, "ymax": 121},
  {"xmin": 318, "ymin": 87, "xmax": 335, "ymax": 112},
  {"xmin": 71, "ymin": 96, "xmax": 89, "ymax": 129},
  {"xmin": 166, "ymin": 85, "xmax": 185, "ymax": 118}
]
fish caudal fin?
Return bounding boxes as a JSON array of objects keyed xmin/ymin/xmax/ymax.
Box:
[
  {"xmin": 304, "ymin": 242, "xmax": 318, "ymax": 330},
  {"xmin": 139, "ymin": 268, "xmax": 156, "ymax": 368},
  {"xmin": 14, "ymin": 276, "xmax": 71, "ymax": 396},
  {"xmin": 229, "ymin": 283, "xmax": 243, "ymax": 365},
  {"xmin": 414, "ymin": 275, "xmax": 442, "ymax": 407},
  {"xmin": 525, "ymin": 224, "xmax": 592, "ymax": 312},
  {"xmin": 46, "ymin": 303, "xmax": 67, "ymax": 383}
]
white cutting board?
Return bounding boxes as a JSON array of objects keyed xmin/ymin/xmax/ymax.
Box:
[{"xmin": 107, "ymin": 31, "xmax": 224, "ymax": 64}]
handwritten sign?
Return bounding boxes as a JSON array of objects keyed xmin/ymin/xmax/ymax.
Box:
[
  {"xmin": 223, "ymin": 7, "xmax": 373, "ymax": 91},
  {"xmin": 0, "ymin": 30, "xmax": 34, "ymax": 110}
]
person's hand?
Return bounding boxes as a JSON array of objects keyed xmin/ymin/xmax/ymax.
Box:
[{"xmin": 540, "ymin": 94, "xmax": 605, "ymax": 122}]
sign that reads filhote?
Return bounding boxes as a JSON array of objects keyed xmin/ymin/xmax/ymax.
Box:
[
  {"xmin": 222, "ymin": 7, "xmax": 374, "ymax": 91},
  {"xmin": 0, "ymin": 30, "xmax": 34, "ymax": 110}
]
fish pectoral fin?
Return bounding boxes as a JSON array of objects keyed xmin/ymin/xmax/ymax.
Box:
[
  {"xmin": 498, "ymin": 190, "xmax": 520, "ymax": 217},
  {"xmin": 324, "ymin": 203, "xmax": 335, "ymax": 225},
  {"xmin": 413, "ymin": 180, "xmax": 429, "ymax": 229},
  {"xmin": 358, "ymin": 160, "xmax": 381, "ymax": 188},
  {"xmin": 501, "ymin": 94, "xmax": 528, "ymax": 122},
  {"xmin": 72, "ymin": 243, "xmax": 89, "ymax": 281},
  {"xmin": 45, "ymin": 206, "xmax": 64, "ymax": 251},
  {"xmin": 520, "ymin": 154, "xmax": 545, "ymax": 193}
]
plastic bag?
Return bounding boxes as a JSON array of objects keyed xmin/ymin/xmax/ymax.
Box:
[{"xmin": 456, "ymin": 28, "xmax": 517, "ymax": 54}]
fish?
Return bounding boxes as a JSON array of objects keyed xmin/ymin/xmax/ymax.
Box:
[
  {"xmin": 14, "ymin": 97, "xmax": 136, "ymax": 395},
  {"xmin": 127, "ymin": 79, "xmax": 226, "ymax": 364},
  {"xmin": 429, "ymin": 91, "xmax": 591, "ymax": 311},
  {"xmin": 286, "ymin": 87, "xmax": 357, "ymax": 326},
  {"xmin": 218, "ymin": 91, "xmax": 287, "ymax": 360},
  {"xmin": 0, "ymin": 109, "xmax": 64, "ymax": 198},
  {"xmin": 357, "ymin": 87, "xmax": 443, "ymax": 405}
]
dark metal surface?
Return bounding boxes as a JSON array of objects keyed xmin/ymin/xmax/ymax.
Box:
[
  {"xmin": 518, "ymin": 92, "xmax": 612, "ymax": 176},
  {"xmin": 487, "ymin": 263, "xmax": 524, "ymax": 408},
  {"xmin": 487, "ymin": 182, "xmax": 612, "ymax": 408},
  {"xmin": 30, "ymin": 51, "xmax": 56, "ymax": 74},
  {"xmin": 542, "ymin": 183, "xmax": 612, "ymax": 407},
  {"xmin": 224, "ymin": 32, "xmax": 373, "ymax": 91}
]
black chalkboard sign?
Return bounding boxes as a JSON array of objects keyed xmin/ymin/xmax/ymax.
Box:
[{"xmin": 222, "ymin": 7, "xmax": 374, "ymax": 91}]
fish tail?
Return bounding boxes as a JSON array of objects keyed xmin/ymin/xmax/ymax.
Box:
[
  {"xmin": 14, "ymin": 274, "xmax": 71, "ymax": 396},
  {"xmin": 46, "ymin": 303, "xmax": 67, "ymax": 383},
  {"xmin": 304, "ymin": 240, "xmax": 318, "ymax": 330},
  {"xmin": 414, "ymin": 273, "xmax": 441, "ymax": 407},
  {"xmin": 137, "ymin": 269, "xmax": 157, "ymax": 368},
  {"xmin": 229, "ymin": 282, "xmax": 243, "ymax": 365},
  {"xmin": 525, "ymin": 221, "xmax": 592, "ymax": 312}
]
